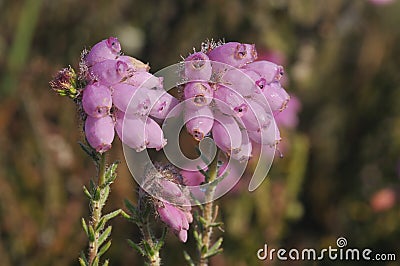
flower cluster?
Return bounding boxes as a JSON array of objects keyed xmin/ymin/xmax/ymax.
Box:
[
  {"xmin": 80, "ymin": 37, "xmax": 178, "ymax": 153},
  {"xmin": 181, "ymin": 41, "xmax": 290, "ymax": 162}
]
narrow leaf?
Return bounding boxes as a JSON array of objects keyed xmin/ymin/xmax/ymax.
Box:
[
  {"xmin": 88, "ymin": 225, "xmax": 95, "ymax": 242},
  {"xmin": 83, "ymin": 186, "xmax": 92, "ymax": 200},
  {"xmin": 98, "ymin": 226, "xmax": 112, "ymax": 247},
  {"xmin": 98, "ymin": 240, "xmax": 111, "ymax": 257},
  {"xmin": 207, "ymin": 237, "xmax": 223, "ymax": 255},
  {"xmin": 81, "ymin": 218, "xmax": 89, "ymax": 237},
  {"xmin": 92, "ymin": 256, "xmax": 99, "ymax": 266},
  {"xmin": 78, "ymin": 257, "xmax": 87, "ymax": 266},
  {"xmin": 127, "ymin": 239, "xmax": 145, "ymax": 257},
  {"xmin": 102, "ymin": 259, "xmax": 109, "ymax": 266},
  {"xmin": 204, "ymin": 248, "xmax": 223, "ymax": 259},
  {"xmin": 183, "ymin": 251, "xmax": 195, "ymax": 266},
  {"xmin": 102, "ymin": 209, "xmax": 121, "ymax": 223}
]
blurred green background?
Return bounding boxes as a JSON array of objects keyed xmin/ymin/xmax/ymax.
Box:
[{"xmin": 1, "ymin": 0, "xmax": 399, "ymax": 265}]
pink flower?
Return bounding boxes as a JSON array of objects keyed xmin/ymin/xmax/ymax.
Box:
[
  {"xmin": 149, "ymin": 91, "xmax": 179, "ymax": 119},
  {"xmin": 184, "ymin": 105, "xmax": 214, "ymax": 141},
  {"xmin": 82, "ymin": 83, "xmax": 112, "ymax": 118},
  {"xmin": 84, "ymin": 115, "xmax": 115, "ymax": 153},
  {"xmin": 184, "ymin": 52, "xmax": 212, "ymax": 82},
  {"xmin": 85, "ymin": 37, "xmax": 121, "ymax": 67},
  {"xmin": 115, "ymin": 111, "xmax": 147, "ymax": 152},
  {"xmin": 89, "ymin": 59, "xmax": 131, "ymax": 86},
  {"xmin": 184, "ymin": 82, "xmax": 213, "ymax": 107},
  {"xmin": 212, "ymin": 112, "xmax": 242, "ymax": 154},
  {"xmin": 157, "ymin": 202, "xmax": 191, "ymax": 242},
  {"xmin": 207, "ymin": 42, "xmax": 257, "ymax": 68},
  {"xmin": 145, "ymin": 117, "xmax": 167, "ymax": 151}
]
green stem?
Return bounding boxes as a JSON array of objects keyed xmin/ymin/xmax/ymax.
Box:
[
  {"xmin": 199, "ymin": 150, "xmax": 220, "ymax": 266},
  {"xmin": 141, "ymin": 218, "xmax": 161, "ymax": 266},
  {"xmin": 88, "ymin": 153, "xmax": 107, "ymax": 265}
]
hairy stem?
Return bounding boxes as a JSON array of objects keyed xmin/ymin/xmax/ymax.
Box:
[
  {"xmin": 141, "ymin": 217, "xmax": 161, "ymax": 266},
  {"xmin": 88, "ymin": 153, "xmax": 106, "ymax": 265},
  {"xmin": 199, "ymin": 151, "xmax": 219, "ymax": 266}
]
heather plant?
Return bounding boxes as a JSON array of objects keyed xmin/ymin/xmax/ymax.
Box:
[{"xmin": 50, "ymin": 37, "xmax": 290, "ymax": 266}]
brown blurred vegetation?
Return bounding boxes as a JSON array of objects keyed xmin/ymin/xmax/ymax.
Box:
[{"xmin": 1, "ymin": 0, "xmax": 400, "ymax": 265}]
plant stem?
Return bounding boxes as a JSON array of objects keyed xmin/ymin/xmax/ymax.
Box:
[
  {"xmin": 88, "ymin": 153, "xmax": 107, "ymax": 265},
  {"xmin": 199, "ymin": 151, "xmax": 220, "ymax": 266},
  {"xmin": 141, "ymin": 217, "xmax": 161, "ymax": 266}
]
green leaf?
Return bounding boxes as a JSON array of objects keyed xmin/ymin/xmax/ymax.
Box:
[
  {"xmin": 89, "ymin": 179, "xmax": 96, "ymax": 195},
  {"xmin": 92, "ymin": 256, "xmax": 99, "ymax": 266},
  {"xmin": 102, "ymin": 259, "xmax": 109, "ymax": 266},
  {"xmin": 99, "ymin": 186, "xmax": 110, "ymax": 207},
  {"xmin": 103, "ymin": 161, "xmax": 119, "ymax": 186},
  {"xmin": 81, "ymin": 218, "xmax": 89, "ymax": 237},
  {"xmin": 98, "ymin": 209, "xmax": 121, "ymax": 230},
  {"xmin": 93, "ymin": 187, "xmax": 101, "ymax": 201},
  {"xmin": 209, "ymin": 222, "xmax": 224, "ymax": 228},
  {"xmin": 124, "ymin": 199, "xmax": 138, "ymax": 219},
  {"xmin": 98, "ymin": 226, "xmax": 112, "ymax": 247},
  {"xmin": 88, "ymin": 225, "xmax": 95, "ymax": 242},
  {"xmin": 97, "ymin": 240, "xmax": 111, "ymax": 257},
  {"xmin": 79, "ymin": 252, "xmax": 88, "ymax": 266},
  {"xmin": 96, "ymin": 217, "xmax": 106, "ymax": 232},
  {"xmin": 78, "ymin": 141, "xmax": 100, "ymax": 162},
  {"xmin": 207, "ymin": 237, "xmax": 223, "ymax": 256},
  {"xmin": 154, "ymin": 227, "xmax": 167, "ymax": 251},
  {"xmin": 127, "ymin": 239, "xmax": 145, "ymax": 257},
  {"xmin": 78, "ymin": 257, "xmax": 87, "ymax": 266},
  {"xmin": 183, "ymin": 251, "xmax": 195, "ymax": 266},
  {"xmin": 196, "ymin": 166, "xmax": 209, "ymax": 179},
  {"xmin": 204, "ymin": 248, "xmax": 223, "ymax": 259},
  {"xmin": 198, "ymin": 216, "xmax": 208, "ymax": 227},
  {"xmin": 83, "ymin": 186, "xmax": 92, "ymax": 200},
  {"xmin": 143, "ymin": 241, "xmax": 155, "ymax": 257}
]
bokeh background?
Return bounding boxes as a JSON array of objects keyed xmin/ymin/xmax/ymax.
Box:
[{"xmin": 1, "ymin": 0, "xmax": 399, "ymax": 265}]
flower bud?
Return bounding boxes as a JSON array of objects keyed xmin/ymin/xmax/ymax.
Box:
[
  {"xmin": 212, "ymin": 112, "xmax": 242, "ymax": 154},
  {"xmin": 221, "ymin": 68, "xmax": 257, "ymax": 96},
  {"xmin": 85, "ymin": 115, "xmax": 115, "ymax": 153},
  {"xmin": 85, "ymin": 37, "xmax": 121, "ymax": 66},
  {"xmin": 149, "ymin": 90, "xmax": 179, "ymax": 119},
  {"xmin": 263, "ymin": 82, "xmax": 290, "ymax": 112},
  {"xmin": 214, "ymin": 85, "xmax": 247, "ymax": 117},
  {"xmin": 207, "ymin": 42, "xmax": 257, "ymax": 68},
  {"xmin": 157, "ymin": 202, "xmax": 184, "ymax": 232},
  {"xmin": 112, "ymin": 83, "xmax": 151, "ymax": 116},
  {"xmin": 115, "ymin": 111, "xmax": 147, "ymax": 152},
  {"xmin": 184, "ymin": 52, "xmax": 212, "ymax": 82},
  {"xmin": 248, "ymin": 120, "xmax": 281, "ymax": 146},
  {"xmin": 89, "ymin": 59, "xmax": 130, "ymax": 86},
  {"xmin": 243, "ymin": 60, "xmax": 284, "ymax": 83},
  {"xmin": 180, "ymin": 169, "xmax": 206, "ymax": 186},
  {"xmin": 231, "ymin": 130, "xmax": 252, "ymax": 162},
  {"xmin": 49, "ymin": 67, "xmax": 78, "ymax": 98},
  {"xmin": 145, "ymin": 117, "xmax": 167, "ymax": 151},
  {"xmin": 125, "ymin": 71, "xmax": 163, "ymax": 90},
  {"xmin": 82, "ymin": 83, "xmax": 112, "ymax": 117},
  {"xmin": 184, "ymin": 105, "xmax": 214, "ymax": 141},
  {"xmin": 239, "ymin": 99, "xmax": 273, "ymax": 131},
  {"xmin": 178, "ymin": 230, "xmax": 188, "ymax": 243},
  {"xmin": 184, "ymin": 82, "xmax": 213, "ymax": 107}
]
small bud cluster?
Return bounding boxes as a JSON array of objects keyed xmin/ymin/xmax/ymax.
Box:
[
  {"xmin": 79, "ymin": 37, "xmax": 177, "ymax": 153},
  {"xmin": 182, "ymin": 41, "xmax": 290, "ymax": 162}
]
